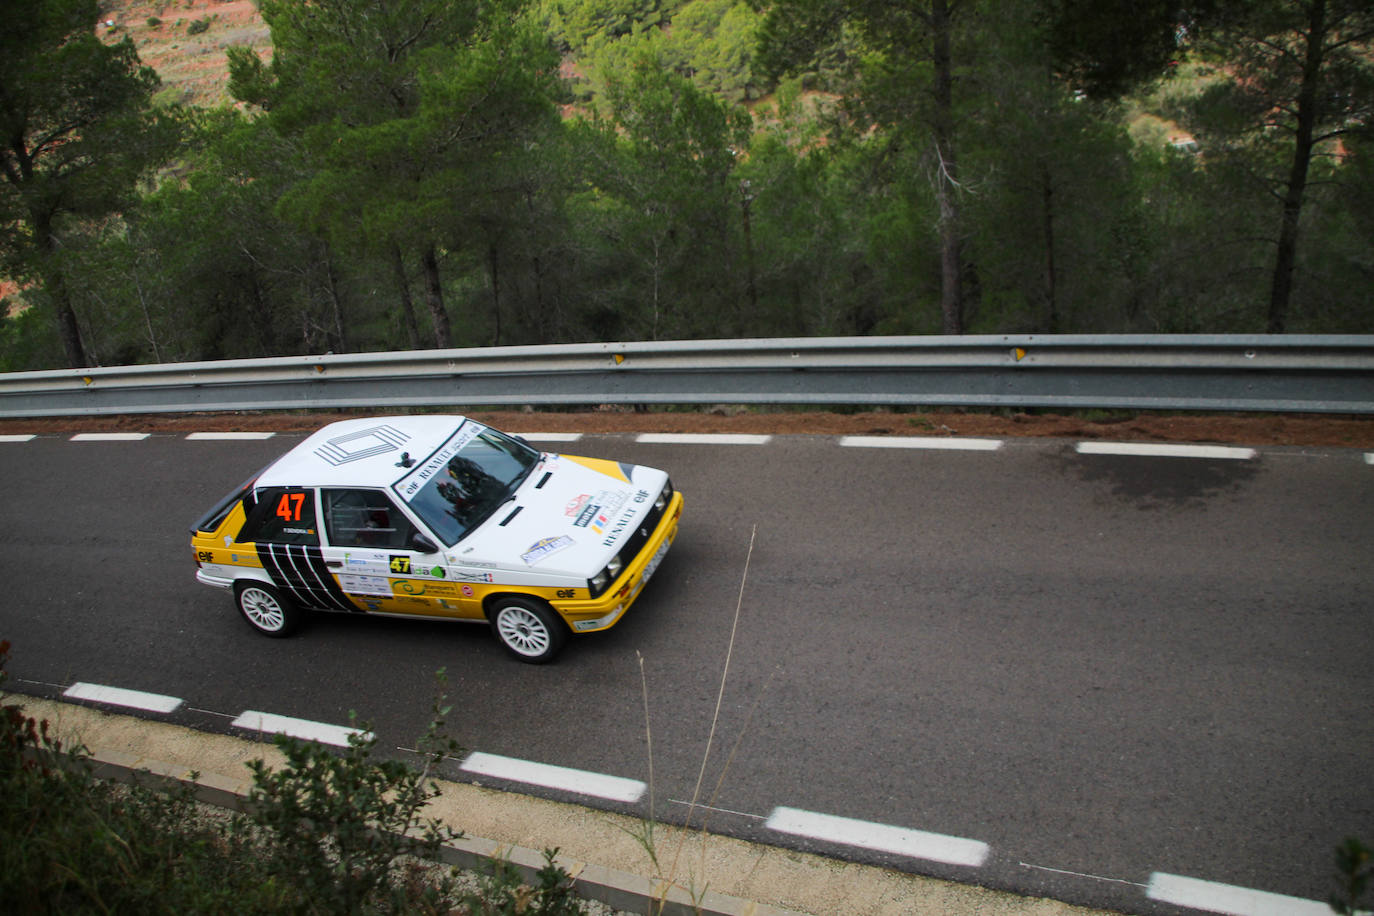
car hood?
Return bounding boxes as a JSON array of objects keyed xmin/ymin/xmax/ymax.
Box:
[{"xmin": 450, "ymin": 452, "xmax": 667, "ymax": 576}]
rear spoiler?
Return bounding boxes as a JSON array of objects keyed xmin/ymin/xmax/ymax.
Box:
[{"xmin": 189, "ymin": 464, "xmax": 270, "ymax": 535}]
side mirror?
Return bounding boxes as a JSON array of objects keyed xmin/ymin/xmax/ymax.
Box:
[{"xmin": 409, "ymin": 531, "xmax": 440, "ymax": 554}]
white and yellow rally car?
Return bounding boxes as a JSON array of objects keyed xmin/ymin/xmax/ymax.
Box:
[{"xmin": 191, "ymin": 416, "xmax": 683, "ymax": 663}]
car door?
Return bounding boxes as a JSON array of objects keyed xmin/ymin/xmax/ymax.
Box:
[{"xmin": 318, "ymin": 487, "xmax": 465, "ymax": 617}]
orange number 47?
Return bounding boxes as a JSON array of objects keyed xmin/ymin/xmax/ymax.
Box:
[{"xmin": 276, "ymin": 492, "xmax": 306, "ymax": 522}]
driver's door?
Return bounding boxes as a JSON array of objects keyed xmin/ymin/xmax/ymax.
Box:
[{"xmin": 319, "ymin": 488, "xmax": 462, "ymax": 617}]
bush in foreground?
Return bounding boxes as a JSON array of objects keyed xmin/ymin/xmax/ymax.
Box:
[{"xmin": 0, "ymin": 640, "xmax": 585, "ymax": 915}]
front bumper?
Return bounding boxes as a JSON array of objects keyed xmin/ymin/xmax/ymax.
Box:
[{"xmin": 554, "ymin": 492, "xmax": 684, "ymax": 633}]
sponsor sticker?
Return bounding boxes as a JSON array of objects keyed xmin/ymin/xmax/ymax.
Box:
[
  {"xmin": 461, "ymin": 585, "xmax": 475, "ymax": 598},
  {"xmin": 452, "ymin": 570, "xmax": 495, "ymax": 583},
  {"xmin": 393, "ymin": 580, "xmax": 463, "ymax": 598},
  {"xmin": 340, "ymin": 574, "xmax": 391, "ymax": 597},
  {"xmin": 522, "ymin": 535, "xmax": 574, "ymax": 566},
  {"xmin": 393, "ymin": 423, "xmax": 481, "ymax": 501},
  {"xmin": 588, "ymin": 489, "xmax": 629, "ymax": 533}
]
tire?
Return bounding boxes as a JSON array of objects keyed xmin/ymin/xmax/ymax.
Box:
[
  {"xmin": 488, "ymin": 596, "xmax": 567, "ymax": 664},
  {"xmin": 234, "ymin": 581, "xmax": 302, "ymax": 637}
]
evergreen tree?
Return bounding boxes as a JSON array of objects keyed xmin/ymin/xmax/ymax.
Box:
[{"xmin": 0, "ymin": 0, "xmax": 179, "ymax": 366}]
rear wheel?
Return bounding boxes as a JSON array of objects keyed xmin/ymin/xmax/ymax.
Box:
[
  {"xmin": 234, "ymin": 581, "xmax": 301, "ymax": 637},
  {"xmin": 488, "ymin": 596, "xmax": 566, "ymax": 664}
]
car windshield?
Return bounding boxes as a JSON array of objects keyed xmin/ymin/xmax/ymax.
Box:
[{"xmin": 394, "ymin": 423, "xmax": 539, "ymax": 546}]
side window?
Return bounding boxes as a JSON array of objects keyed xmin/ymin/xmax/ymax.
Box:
[
  {"xmin": 323, "ymin": 489, "xmax": 418, "ymax": 550},
  {"xmin": 238, "ymin": 487, "xmax": 319, "ymax": 545}
]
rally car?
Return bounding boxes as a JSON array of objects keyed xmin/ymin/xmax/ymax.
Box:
[{"xmin": 190, "ymin": 416, "xmax": 683, "ymax": 663}]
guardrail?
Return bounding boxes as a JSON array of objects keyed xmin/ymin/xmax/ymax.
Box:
[{"xmin": 1, "ymin": 334, "xmax": 1372, "ymax": 417}]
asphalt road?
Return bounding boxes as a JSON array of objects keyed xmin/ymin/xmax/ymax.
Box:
[{"xmin": 1, "ymin": 430, "xmax": 1370, "ymax": 915}]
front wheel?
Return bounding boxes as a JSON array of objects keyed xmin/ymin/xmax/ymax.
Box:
[
  {"xmin": 488, "ymin": 596, "xmax": 567, "ymax": 664},
  {"xmin": 234, "ymin": 581, "xmax": 302, "ymax": 637}
]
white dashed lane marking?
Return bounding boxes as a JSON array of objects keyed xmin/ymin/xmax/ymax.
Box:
[
  {"xmin": 840, "ymin": 435, "xmax": 1003, "ymax": 451},
  {"xmin": 1146, "ymin": 872, "xmax": 1331, "ymax": 916},
  {"xmin": 230, "ymin": 711, "xmax": 369, "ymax": 748},
  {"xmin": 764, "ymin": 806, "xmax": 990, "ymax": 868},
  {"xmin": 635, "ymin": 433, "xmax": 771, "ymax": 445},
  {"xmin": 518, "ymin": 432, "xmax": 583, "ymax": 442},
  {"xmin": 64, "ymin": 682, "xmax": 183, "ymax": 714},
  {"xmin": 460, "ymin": 751, "xmax": 646, "ymax": 803},
  {"xmin": 0, "ymin": 434, "xmax": 35, "ymax": 442},
  {"xmin": 185, "ymin": 432, "xmax": 276, "ymax": 440},
  {"xmin": 1076, "ymin": 442, "xmax": 1257, "ymax": 460},
  {"xmin": 69, "ymin": 432, "xmax": 150, "ymax": 441}
]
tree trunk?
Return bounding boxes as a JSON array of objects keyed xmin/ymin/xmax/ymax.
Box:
[
  {"xmin": 35, "ymin": 214, "xmax": 90, "ymax": 367},
  {"xmin": 389, "ymin": 242, "xmax": 422, "ymax": 350},
  {"xmin": 487, "ymin": 242, "xmax": 502, "ymax": 347},
  {"xmin": 1267, "ymin": 0, "xmax": 1327, "ymax": 334},
  {"xmin": 323, "ymin": 247, "xmax": 349, "ymax": 353},
  {"xmin": 1041, "ymin": 163, "xmax": 1060, "ymax": 332},
  {"xmin": 421, "ymin": 244, "xmax": 452, "ymax": 348},
  {"xmin": 930, "ymin": 0, "xmax": 964, "ymax": 335}
]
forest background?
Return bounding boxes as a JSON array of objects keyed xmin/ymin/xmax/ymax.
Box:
[{"xmin": 2, "ymin": 0, "xmax": 1372, "ymax": 371}]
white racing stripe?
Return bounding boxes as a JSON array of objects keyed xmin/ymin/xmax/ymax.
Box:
[
  {"xmin": 1146, "ymin": 872, "xmax": 1331, "ymax": 916},
  {"xmin": 460, "ymin": 751, "xmax": 646, "ymax": 803},
  {"xmin": 0, "ymin": 434, "xmax": 35, "ymax": 442},
  {"xmin": 1076, "ymin": 442, "xmax": 1257, "ymax": 460},
  {"xmin": 635, "ymin": 433, "xmax": 771, "ymax": 445},
  {"xmin": 185, "ymin": 432, "xmax": 276, "ymax": 440},
  {"xmin": 230, "ymin": 710, "xmax": 368, "ymax": 747},
  {"xmin": 64, "ymin": 682, "xmax": 182, "ymax": 714},
  {"xmin": 840, "ymin": 436, "xmax": 1003, "ymax": 451},
  {"xmin": 70, "ymin": 433, "xmax": 150, "ymax": 441},
  {"xmin": 764, "ymin": 806, "xmax": 990, "ymax": 867},
  {"xmin": 519, "ymin": 432, "xmax": 583, "ymax": 442}
]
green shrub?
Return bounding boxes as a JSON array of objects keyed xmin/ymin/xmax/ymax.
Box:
[
  {"xmin": 1, "ymin": 644, "xmax": 587, "ymax": 915},
  {"xmin": 187, "ymin": 17, "xmax": 210, "ymax": 35}
]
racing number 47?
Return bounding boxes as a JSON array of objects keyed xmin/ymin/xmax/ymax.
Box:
[{"xmin": 276, "ymin": 492, "xmax": 306, "ymax": 522}]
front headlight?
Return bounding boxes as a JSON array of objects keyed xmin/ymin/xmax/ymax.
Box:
[
  {"xmin": 655, "ymin": 480, "xmax": 673, "ymax": 511},
  {"xmin": 589, "ymin": 554, "xmax": 625, "ymax": 596}
]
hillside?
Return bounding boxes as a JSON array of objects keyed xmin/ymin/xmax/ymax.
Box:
[{"xmin": 100, "ymin": 0, "xmax": 270, "ymax": 107}]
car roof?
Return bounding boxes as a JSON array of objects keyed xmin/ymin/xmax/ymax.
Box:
[{"xmin": 255, "ymin": 415, "xmax": 478, "ymax": 491}]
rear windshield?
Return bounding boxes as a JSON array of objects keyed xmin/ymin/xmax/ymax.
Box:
[{"xmin": 392, "ymin": 422, "xmax": 538, "ymax": 546}]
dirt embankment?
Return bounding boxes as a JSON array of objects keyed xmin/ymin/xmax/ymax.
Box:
[{"xmin": 3, "ymin": 408, "xmax": 1373, "ymax": 448}]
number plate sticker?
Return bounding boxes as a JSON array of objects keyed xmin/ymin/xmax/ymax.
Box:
[{"xmin": 640, "ymin": 538, "xmax": 670, "ymax": 585}]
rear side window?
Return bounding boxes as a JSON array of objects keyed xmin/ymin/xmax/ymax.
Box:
[
  {"xmin": 238, "ymin": 487, "xmax": 319, "ymax": 546},
  {"xmin": 323, "ymin": 489, "xmax": 418, "ymax": 550}
]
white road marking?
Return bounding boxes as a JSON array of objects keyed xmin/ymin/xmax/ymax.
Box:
[
  {"xmin": 1365, "ymin": 452, "xmax": 1373, "ymax": 465},
  {"xmin": 1076, "ymin": 442, "xmax": 1257, "ymax": 460},
  {"xmin": 64, "ymin": 682, "xmax": 182, "ymax": 714},
  {"xmin": 460, "ymin": 751, "xmax": 646, "ymax": 803},
  {"xmin": 70, "ymin": 432, "xmax": 150, "ymax": 441},
  {"xmin": 230, "ymin": 711, "xmax": 368, "ymax": 748},
  {"xmin": 764, "ymin": 806, "xmax": 990, "ymax": 867},
  {"xmin": 635, "ymin": 433, "xmax": 772, "ymax": 445},
  {"xmin": 518, "ymin": 432, "xmax": 583, "ymax": 442},
  {"xmin": 185, "ymin": 432, "xmax": 276, "ymax": 440},
  {"xmin": 0, "ymin": 434, "xmax": 35, "ymax": 442},
  {"xmin": 840, "ymin": 435, "xmax": 1003, "ymax": 451},
  {"xmin": 1146, "ymin": 872, "xmax": 1331, "ymax": 916}
]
